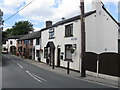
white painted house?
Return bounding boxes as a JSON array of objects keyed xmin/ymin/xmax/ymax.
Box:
[
  {"xmin": 33, "ymin": 36, "xmax": 41, "ymax": 61},
  {"xmin": 17, "ymin": 31, "xmax": 41, "ymax": 60},
  {"xmin": 3, "ymin": 35, "xmax": 23, "ymax": 53},
  {"xmin": 40, "ymin": 0, "xmax": 119, "ymax": 72}
]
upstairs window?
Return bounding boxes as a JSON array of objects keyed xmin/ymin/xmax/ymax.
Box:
[
  {"xmin": 49, "ymin": 28, "xmax": 55, "ymax": 39},
  {"xmin": 65, "ymin": 24, "xmax": 73, "ymax": 37},
  {"xmin": 36, "ymin": 38, "xmax": 40, "ymax": 45},
  {"xmin": 18, "ymin": 41, "xmax": 22, "ymax": 44},
  {"xmin": 10, "ymin": 41, "xmax": 13, "ymax": 45}
]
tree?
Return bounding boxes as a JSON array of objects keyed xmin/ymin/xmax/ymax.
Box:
[
  {"xmin": 5, "ymin": 28, "xmax": 13, "ymax": 37},
  {"xmin": 5, "ymin": 21, "xmax": 34, "ymax": 36},
  {"xmin": 2, "ymin": 31, "xmax": 7, "ymax": 43}
]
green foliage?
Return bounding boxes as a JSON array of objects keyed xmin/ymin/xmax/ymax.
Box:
[
  {"xmin": 5, "ymin": 28, "xmax": 13, "ymax": 37},
  {"xmin": 2, "ymin": 31, "xmax": 7, "ymax": 43},
  {"xmin": 4, "ymin": 21, "xmax": 34, "ymax": 36}
]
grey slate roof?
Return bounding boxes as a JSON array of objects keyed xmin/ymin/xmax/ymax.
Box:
[
  {"xmin": 7, "ymin": 35, "xmax": 23, "ymax": 39},
  {"xmin": 18, "ymin": 31, "xmax": 41, "ymax": 40},
  {"xmin": 41, "ymin": 10, "xmax": 96, "ymax": 31}
]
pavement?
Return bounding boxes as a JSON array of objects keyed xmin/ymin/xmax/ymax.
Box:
[{"xmin": 12, "ymin": 54, "xmax": 119, "ymax": 88}]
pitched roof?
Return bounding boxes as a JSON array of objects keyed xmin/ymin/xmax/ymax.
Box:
[
  {"xmin": 41, "ymin": 10, "xmax": 96, "ymax": 31},
  {"xmin": 18, "ymin": 31, "xmax": 41, "ymax": 40},
  {"xmin": 7, "ymin": 35, "xmax": 23, "ymax": 39}
]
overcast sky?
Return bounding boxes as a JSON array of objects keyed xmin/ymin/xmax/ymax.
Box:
[{"xmin": 0, "ymin": 0, "xmax": 119, "ymax": 31}]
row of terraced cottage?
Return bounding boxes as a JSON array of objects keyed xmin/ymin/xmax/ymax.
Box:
[{"xmin": 3, "ymin": 1, "xmax": 120, "ymax": 80}]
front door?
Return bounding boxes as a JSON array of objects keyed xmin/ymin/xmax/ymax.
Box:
[{"xmin": 57, "ymin": 48, "xmax": 61, "ymax": 67}]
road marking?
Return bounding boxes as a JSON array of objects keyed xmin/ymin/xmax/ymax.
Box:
[
  {"xmin": 11, "ymin": 59, "xmax": 15, "ymax": 63},
  {"xmin": 31, "ymin": 72, "xmax": 47, "ymax": 82},
  {"xmin": 26, "ymin": 71, "xmax": 42, "ymax": 83},
  {"xmin": 17, "ymin": 63, "xmax": 23, "ymax": 69}
]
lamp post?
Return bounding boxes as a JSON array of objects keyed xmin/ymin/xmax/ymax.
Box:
[{"xmin": 80, "ymin": 0, "xmax": 86, "ymax": 77}]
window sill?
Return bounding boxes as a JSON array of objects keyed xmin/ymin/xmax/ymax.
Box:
[
  {"xmin": 64, "ymin": 59, "xmax": 73, "ymax": 62},
  {"xmin": 49, "ymin": 37, "xmax": 55, "ymax": 39},
  {"xmin": 64, "ymin": 35, "xmax": 73, "ymax": 38}
]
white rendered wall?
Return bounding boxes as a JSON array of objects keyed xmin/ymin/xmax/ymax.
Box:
[
  {"xmin": 33, "ymin": 38, "xmax": 41, "ymax": 61},
  {"xmin": 86, "ymin": 5, "xmax": 118, "ymax": 54},
  {"xmin": 8, "ymin": 39, "xmax": 17, "ymax": 52}
]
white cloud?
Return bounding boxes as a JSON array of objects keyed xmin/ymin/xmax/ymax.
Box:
[
  {"xmin": 2, "ymin": 0, "xmax": 119, "ymax": 28},
  {"xmin": 18, "ymin": 0, "xmax": 81, "ymax": 22},
  {"xmin": 19, "ymin": 0, "xmax": 119, "ymax": 22},
  {"xmin": 19, "ymin": 0, "xmax": 56, "ymax": 21},
  {"xmin": 3, "ymin": 27, "xmax": 10, "ymax": 31},
  {"xmin": 2, "ymin": 0, "xmax": 26, "ymax": 14},
  {"xmin": 33, "ymin": 27, "xmax": 41, "ymax": 32}
]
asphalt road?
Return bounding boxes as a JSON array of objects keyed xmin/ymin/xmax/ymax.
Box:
[{"xmin": 2, "ymin": 54, "xmax": 116, "ymax": 88}]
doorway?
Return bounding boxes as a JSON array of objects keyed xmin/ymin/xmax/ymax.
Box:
[
  {"xmin": 45, "ymin": 42, "xmax": 55, "ymax": 68},
  {"xmin": 10, "ymin": 46, "xmax": 16, "ymax": 54}
]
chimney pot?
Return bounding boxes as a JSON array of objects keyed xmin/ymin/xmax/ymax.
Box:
[
  {"xmin": 62, "ymin": 17, "xmax": 65, "ymax": 20},
  {"xmin": 46, "ymin": 21, "xmax": 52, "ymax": 28}
]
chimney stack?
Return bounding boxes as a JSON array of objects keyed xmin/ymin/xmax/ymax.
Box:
[
  {"xmin": 46, "ymin": 21, "xmax": 52, "ymax": 28},
  {"xmin": 92, "ymin": 0, "xmax": 102, "ymax": 11}
]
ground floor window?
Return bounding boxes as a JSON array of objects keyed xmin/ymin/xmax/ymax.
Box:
[
  {"xmin": 65, "ymin": 44, "xmax": 72, "ymax": 61},
  {"xmin": 44, "ymin": 47, "xmax": 48, "ymax": 58},
  {"xmin": 36, "ymin": 50, "xmax": 40, "ymax": 57},
  {"xmin": 29, "ymin": 48, "xmax": 32, "ymax": 56}
]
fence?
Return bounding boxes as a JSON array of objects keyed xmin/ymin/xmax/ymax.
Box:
[
  {"xmin": 85, "ymin": 52, "xmax": 98, "ymax": 72},
  {"xmin": 85, "ymin": 52, "xmax": 120, "ymax": 77}
]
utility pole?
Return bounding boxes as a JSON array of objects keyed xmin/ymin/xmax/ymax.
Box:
[
  {"xmin": 0, "ymin": 9, "xmax": 3, "ymax": 30},
  {"xmin": 0, "ymin": 9, "xmax": 3, "ymax": 67},
  {"xmin": 80, "ymin": 0, "xmax": 86, "ymax": 77}
]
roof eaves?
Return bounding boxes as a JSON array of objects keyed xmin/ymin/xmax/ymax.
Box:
[
  {"xmin": 18, "ymin": 31, "xmax": 41, "ymax": 40},
  {"xmin": 41, "ymin": 10, "xmax": 96, "ymax": 31}
]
